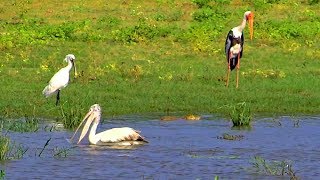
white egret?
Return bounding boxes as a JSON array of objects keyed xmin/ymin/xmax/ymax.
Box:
[
  {"xmin": 225, "ymin": 11, "xmax": 254, "ymax": 88},
  {"xmin": 42, "ymin": 54, "xmax": 77, "ymax": 105},
  {"xmin": 71, "ymin": 104, "xmax": 148, "ymax": 145}
]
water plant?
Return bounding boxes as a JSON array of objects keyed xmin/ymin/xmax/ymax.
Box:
[
  {"xmin": 0, "ymin": 135, "xmax": 10, "ymax": 160},
  {"xmin": 53, "ymin": 146, "xmax": 74, "ymax": 158},
  {"xmin": 0, "ymin": 169, "xmax": 5, "ymax": 180},
  {"xmin": 0, "ymin": 134, "xmax": 27, "ymax": 161},
  {"xmin": 59, "ymin": 104, "xmax": 84, "ymax": 130},
  {"xmin": 251, "ymin": 156, "xmax": 299, "ymax": 179},
  {"xmin": 217, "ymin": 133, "xmax": 244, "ymax": 141},
  {"xmin": 229, "ymin": 102, "xmax": 252, "ymax": 127},
  {"xmin": 9, "ymin": 117, "xmax": 38, "ymax": 133}
]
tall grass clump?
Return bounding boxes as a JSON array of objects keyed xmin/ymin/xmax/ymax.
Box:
[
  {"xmin": 0, "ymin": 134, "xmax": 27, "ymax": 161},
  {"xmin": 0, "ymin": 169, "xmax": 5, "ymax": 179},
  {"xmin": 251, "ymin": 156, "xmax": 299, "ymax": 179},
  {"xmin": 0, "ymin": 135, "xmax": 10, "ymax": 160},
  {"xmin": 229, "ymin": 102, "xmax": 252, "ymax": 127},
  {"xmin": 59, "ymin": 104, "xmax": 84, "ymax": 130},
  {"xmin": 0, "ymin": 116, "xmax": 38, "ymax": 133}
]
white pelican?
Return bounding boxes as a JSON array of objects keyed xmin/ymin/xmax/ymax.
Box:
[
  {"xmin": 71, "ymin": 104, "xmax": 148, "ymax": 145},
  {"xmin": 225, "ymin": 11, "xmax": 254, "ymax": 88},
  {"xmin": 42, "ymin": 54, "xmax": 77, "ymax": 105}
]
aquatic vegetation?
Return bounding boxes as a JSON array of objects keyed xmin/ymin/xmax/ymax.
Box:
[
  {"xmin": 251, "ymin": 156, "xmax": 299, "ymax": 179},
  {"xmin": 0, "ymin": 134, "xmax": 27, "ymax": 161},
  {"xmin": 290, "ymin": 116, "xmax": 300, "ymax": 128},
  {"xmin": 53, "ymin": 146, "xmax": 74, "ymax": 158},
  {"xmin": 184, "ymin": 114, "xmax": 201, "ymax": 121},
  {"xmin": 160, "ymin": 114, "xmax": 201, "ymax": 121},
  {"xmin": 217, "ymin": 133, "xmax": 244, "ymax": 141},
  {"xmin": 0, "ymin": 116, "xmax": 38, "ymax": 133},
  {"xmin": 229, "ymin": 102, "xmax": 252, "ymax": 127},
  {"xmin": 160, "ymin": 116, "xmax": 179, "ymax": 121},
  {"xmin": 0, "ymin": 135, "xmax": 10, "ymax": 160},
  {"xmin": 0, "ymin": 169, "xmax": 5, "ymax": 180},
  {"xmin": 59, "ymin": 104, "xmax": 84, "ymax": 130}
]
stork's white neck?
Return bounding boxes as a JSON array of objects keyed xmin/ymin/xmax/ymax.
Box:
[
  {"xmin": 238, "ymin": 14, "xmax": 247, "ymax": 32},
  {"xmin": 231, "ymin": 14, "xmax": 247, "ymax": 38}
]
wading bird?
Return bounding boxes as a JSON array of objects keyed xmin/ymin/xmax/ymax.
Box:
[
  {"xmin": 225, "ymin": 11, "xmax": 254, "ymax": 88},
  {"xmin": 42, "ymin": 54, "xmax": 77, "ymax": 105},
  {"xmin": 71, "ymin": 104, "xmax": 148, "ymax": 145}
]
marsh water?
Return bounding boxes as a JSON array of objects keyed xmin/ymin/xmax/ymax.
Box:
[{"xmin": 1, "ymin": 115, "xmax": 320, "ymax": 179}]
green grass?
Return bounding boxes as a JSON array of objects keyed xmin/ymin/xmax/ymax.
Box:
[{"xmin": 0, "ymin": 0, "xmax": 319, "ymax": 119}]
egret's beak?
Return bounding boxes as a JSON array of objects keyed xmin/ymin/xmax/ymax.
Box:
[
  {"xmin": 72, "ymin": 60, "xmax": 78, "ymax": 78},
  {"xmin": 70, "ymin": 109, "xmax": 94, "ymax": 144},
  {"xmin": 248, "ymin": 13, "xmax": 254, "ymax": 40}
]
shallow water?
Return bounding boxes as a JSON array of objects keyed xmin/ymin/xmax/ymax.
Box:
[{"xmin": 1, "ymin": 115, "xmax": 320, "ymax": 179}]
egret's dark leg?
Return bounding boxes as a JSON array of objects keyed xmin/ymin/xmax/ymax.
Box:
[
  {"xmin": 236, "ymin": 54, "xmax": 241, "ymax": 88},
  {"xmin": 56, "ymin": 90, "xmax": 60, "ymax": 106},
  {"xmin": 226, "ymin": 52, "xmax": 232, "ymax": 87}
]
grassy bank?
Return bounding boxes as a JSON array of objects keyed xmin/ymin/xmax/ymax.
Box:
[{"xmin": 0, "ymin": 0, "xmax": 320, "ymax": 119}]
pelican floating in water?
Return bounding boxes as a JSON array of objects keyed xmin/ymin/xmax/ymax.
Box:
[
  {"xmin": 71, "ymin": 104, "xmax": 148, "ymax": 145},
  {"xmin": 42, "ymin": 54, "xmax": 77, "ymax": 105}
]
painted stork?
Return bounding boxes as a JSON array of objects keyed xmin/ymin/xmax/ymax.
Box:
[
  {"xmin": 71, "ymin": 104, "xmax": 148, "ymax": 145},
  {"xmin": 42, "ymin": 54, "xmax": 77, "ymax": 105},
  {"xmin": 225, "ymin": 11, "xmax": 254, "ymax": 88}
]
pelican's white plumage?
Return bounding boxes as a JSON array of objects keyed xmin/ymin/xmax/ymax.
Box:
[
  {"xmin": 42, "ymin": 54, "xmax": 76, "ymax": 105},
  {"xmin": 71, "ymin": 104, "xmax": 148, "ymax": 145}
]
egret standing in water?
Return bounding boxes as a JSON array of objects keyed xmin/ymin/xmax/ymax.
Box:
[
  {"xmin": 225, "ymin": 11, "xmax": 254, "ymax": 88},
  {"xmin": 42, "ymin": 54, "xmax": 77, "ymax": 105},
  {"xmin": 71, "ymin": 104, "xmax": 148, "ymax": 145}
]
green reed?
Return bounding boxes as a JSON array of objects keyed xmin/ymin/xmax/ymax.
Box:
[
  {"xmin": 0, "ymin": 169, "xmax": 5, "ymax": 180},
  {"xmin": 251, "ymin": 156, "xmax": 299, "ymax": 179},
  {"xmin": 0, "ymin": 135, "xmax": 10, "ymax": 160},
  {"xmin": 0, "ymin": 134, "xmax": 27, "ymax": 161},
  {"xmin": 59, "ymin": 104, "xmax": 84, "ymax": 130},
  {"xmin": 0, "ymin": 117, "xmax": 38, "ymax": 133},
  {"xmin": 53, "ymin": 146, "xmax": 74, "ymax": 158},
  {"xmin": 229, "ymin": 102, "xmax": 252, "ymax": 127}
]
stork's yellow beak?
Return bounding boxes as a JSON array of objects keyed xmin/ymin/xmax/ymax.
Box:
[{"xmin": 248, "ymin": 12, "xmax": 254, "ymax": 40}]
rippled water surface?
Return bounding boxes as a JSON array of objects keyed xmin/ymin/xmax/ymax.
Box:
[{"xmin": 2, "ymin": 115, "xmax": 320, "ymax": 179}]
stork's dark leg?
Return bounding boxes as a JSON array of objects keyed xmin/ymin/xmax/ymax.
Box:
[
  {"xmin": 226, "ymin": 52, "xmax": 232, "ymax": 87},
  {"xmin": 236, "ymin": 53, "xmax": 241, "ymax": 88},
  {"xmin": 56, "ymin": 90, "xmax": 60, "ymax": 106}
]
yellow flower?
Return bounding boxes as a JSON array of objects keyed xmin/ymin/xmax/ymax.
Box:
[{"xmin": 40, "ymin": 64, "xmax": 49, "ymax": 71}]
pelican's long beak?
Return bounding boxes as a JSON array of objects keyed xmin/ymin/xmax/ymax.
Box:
[
  {"xmin": 70, "ymin": 110, "xmax": 94, "ymax": 144},
  {"xmin": 248, "ymin": 13, "xmax": 254, "ymax": 40},
  {"xmin": 72, "ymin": 60, "xmax": 78, "ymax": 78}
]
